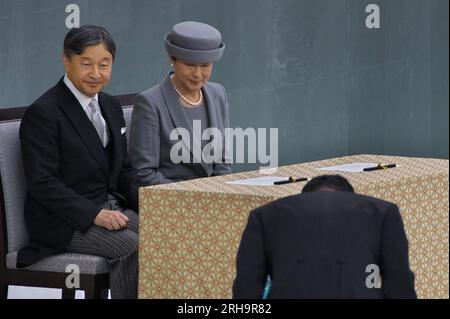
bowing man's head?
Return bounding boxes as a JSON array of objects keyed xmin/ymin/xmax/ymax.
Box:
[{"xmin": 302, "ymin": 175, "xmax": 355, "ymax": 193}]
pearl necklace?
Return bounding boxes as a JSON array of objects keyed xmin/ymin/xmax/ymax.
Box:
[{"xmin": 170, "ymin": 75, "xmax": 203, "ymax": 106}]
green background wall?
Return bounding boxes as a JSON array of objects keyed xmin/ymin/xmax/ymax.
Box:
[{"xmin": 0, "ymin": 0, "xmax": 448, "ymax": 171}]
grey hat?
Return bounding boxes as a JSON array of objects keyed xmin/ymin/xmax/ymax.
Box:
[{"xmin": 165, "ymin": 21, "xmax": 225, "ymax": 64}]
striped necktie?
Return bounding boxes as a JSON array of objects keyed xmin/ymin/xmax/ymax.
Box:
[{"xmin": 88, "ymin": 99, "xmax": 109, "ymax": 147}]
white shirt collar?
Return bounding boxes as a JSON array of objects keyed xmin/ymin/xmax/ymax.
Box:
[{"xmin": 63, "ymin": 74, "xmax": 99, "ymax": 112}]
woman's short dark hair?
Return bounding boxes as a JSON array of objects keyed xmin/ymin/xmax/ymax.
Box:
[
  {"xmin": 63, "ymin": 25, "xmax": 116, "ymax": 60},
  {"xmin": 302, "ymin": 175, "xmax": 355, "ymax": 193}
]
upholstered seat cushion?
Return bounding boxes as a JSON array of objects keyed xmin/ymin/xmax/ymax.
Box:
[{"xmin": 6, "ymin": 251, "xmax": 109, "ymax": 274}]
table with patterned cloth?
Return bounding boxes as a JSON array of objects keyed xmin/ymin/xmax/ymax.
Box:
[{"xmin": 138, "ymin": 154, "xmax": 449, "ymax": 299}]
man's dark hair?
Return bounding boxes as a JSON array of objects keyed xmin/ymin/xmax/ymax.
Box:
[
  {"xmin": 302, "ymin": 174, "xmax": 355, "ymax": 193},
  {"xmin": 63, "ymin": 25, "xmax": 116, "ymax": 60}
]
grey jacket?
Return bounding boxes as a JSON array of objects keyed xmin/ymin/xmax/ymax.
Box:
[{"xmin": 129, "ymin": 75, "xmax": 231, "ymax": 186}]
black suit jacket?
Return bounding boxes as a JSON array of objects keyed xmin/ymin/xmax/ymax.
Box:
[
  {"xmin": 233, "ymin": 192, "xmax": 416, "ymax": 299},
  {"xmin": 17, "ymin": 79, "xmax": 138, "ymax": 267}
]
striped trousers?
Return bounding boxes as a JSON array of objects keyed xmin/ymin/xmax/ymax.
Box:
[{"xmin": 66, "ymin": 198, "xmax": 139, "ymax": 299}]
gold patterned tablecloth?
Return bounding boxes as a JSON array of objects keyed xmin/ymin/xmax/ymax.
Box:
[{"xmin": 139, "ymin": 155, "xmax": 449, "ymax": 299}]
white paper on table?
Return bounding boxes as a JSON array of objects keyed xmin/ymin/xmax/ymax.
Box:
[
  {"xmin": 226, "ymin": 176, "xmax": 290, "ymax": 186},
  {"xmin": 317, "ymin": 162, "xmax": 378, "ymax": 173}
]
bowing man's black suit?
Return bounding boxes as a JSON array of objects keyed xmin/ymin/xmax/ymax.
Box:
[
  {"xmin": 233, "ymin": 192, "xmax": 416, "ymax": 299},
  {"xmin": 18, "ymin": 78, "xmax": 138, "ymax": 267}
]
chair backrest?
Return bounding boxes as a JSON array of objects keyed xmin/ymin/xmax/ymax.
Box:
[
  {"xmin": 122, "ymin": 105, "xmax": 133, "ymax": 143},
  {"xmin": 0, "ymin": 119, "xmax": 28, "ymax": 253}
]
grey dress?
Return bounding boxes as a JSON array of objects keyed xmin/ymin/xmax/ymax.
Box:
[{"xmin": 129, "ymin": 74, "xmax": 231, "ymax": 186}]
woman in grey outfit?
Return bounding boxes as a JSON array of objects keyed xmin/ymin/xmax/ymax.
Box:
[{"xmin": 129, "ymin": 21, "xmax": 231, "ymax": 186}]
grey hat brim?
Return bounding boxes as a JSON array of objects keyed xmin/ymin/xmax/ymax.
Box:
[{"xmin": 165, "ymin": 34, "xmax": 225, "ymax": 64}]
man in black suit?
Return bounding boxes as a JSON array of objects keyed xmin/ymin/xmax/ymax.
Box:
[
  {"xmin": 19, "ymin": 25, "xmax": 139, "ymax": 298},
  {"xmin": 233, "ymin": 175, "xmax": 416, "ymax": 299}
]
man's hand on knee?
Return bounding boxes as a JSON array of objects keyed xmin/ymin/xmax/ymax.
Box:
[{"xmin": 94, "ymin": 209, "xmax": 130, "ymax": 231}]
